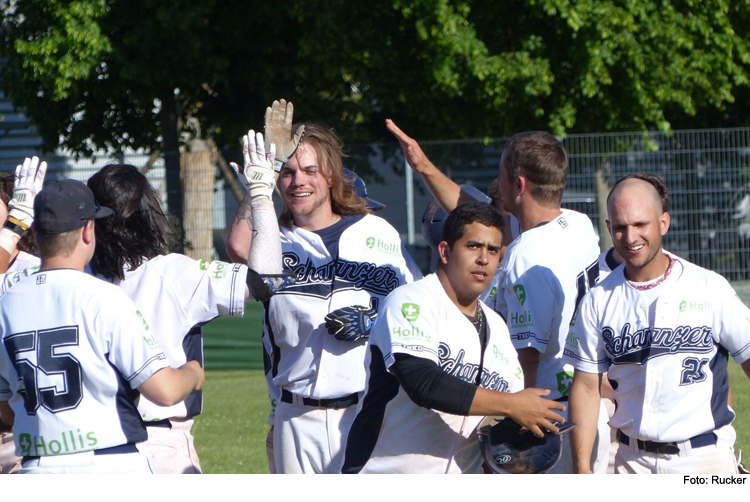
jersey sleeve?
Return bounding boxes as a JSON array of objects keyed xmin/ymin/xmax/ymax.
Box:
[
  {"xmin": 562, "ymin": 290, "xmax": 610, "ymax": 373},
  {"xmin": 502, "ymin": 262, "xmax": 560, "ymax": 353},
  {"xmin": 712, "ymin": 277, "xmax": 750, "ymax": 364},
  {"xmin": 167, "ymin": 256, "xmax": 249, "ymax": 325},
  {"xmin": 0, "ymin": 266, "xmax": 37, "ymax": 296},
  {"xmin": 370, "ymin": 287, "xmax": 440, "ymax": 369},
  {"xmin": 103, "ymin": 297, "xmax": 170, "ymax": 389},
  {"xmin": 0, "ymin": 372, "xmax": 9, "ymax": 401}
]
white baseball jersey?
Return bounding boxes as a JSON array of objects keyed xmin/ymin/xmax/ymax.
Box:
[
  {"xmin": 498, "ymin": 209, "xmax": 599, "ymax": 400},
  {"xmin": 347, "ymin": 273, "xmax": 524, "ymax": 473},
  {"xmin": 104, "ymin": 254, "xmax": 248, "ymax": 422},
  {"xmin": 597, "ymin": 246, "xmax": 624, "ymax": 284},
  {"xmin": 0, "ymin": 269, "xmax": 169, "ymax": 457},
  {"xmin": 1, "ymin": 251, "xmax": 40, "ymax": 294},
  {"xmin": 265, "ymin": 214, "xmax": 420, "ymax": 399},
  {"xmin": 564, "ymin": 252, "xmax": 750, "ymax": 442}
]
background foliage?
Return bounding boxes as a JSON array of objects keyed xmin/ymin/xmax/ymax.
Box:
[{"xmin": 3, "ymin": 0, "xmax": 750, "ymax": 156}]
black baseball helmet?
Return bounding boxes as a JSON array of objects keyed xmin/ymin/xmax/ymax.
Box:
[
  {"xmin": 420, "ymin": 185, "xmax": 491, "ymax": 250},
  {"xmin": 477, "ymin": 417, "xmax": 576, "ymax": 474},
  {"xmin": 343, "ymin": 168, "xmax": 385, "ymax": 211}
]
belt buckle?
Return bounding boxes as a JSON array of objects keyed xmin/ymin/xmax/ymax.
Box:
[{"xmin": 642, "ymin": 440, "xmax": 679, "ymax": 455}]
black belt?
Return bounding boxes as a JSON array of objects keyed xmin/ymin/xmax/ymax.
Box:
[
  {"xmin": 281, "ymin": 389, "xmax": 359, "ymax": 409},
  {"xmin": 146, "ymin": 419, "xmax": 173, "ymax": 429},
  {"xmin": 23, "ymin": 443, "xmax": 138, "ymax": 463},
  {"xmin": 555, "ymin": 396, "xmax": 569, "ymax": 403},
  {"xmin": 617, "ymin": 430, "xmax": 717, "ymax": 455}
]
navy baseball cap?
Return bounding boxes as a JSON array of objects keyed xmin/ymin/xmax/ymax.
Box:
[
  {"xmin": 34, "ymin": 179, "xmax": 113, "ymax": 234},
  {"xmin": 343, "ymin": 168, "xmax": 386, "ymax": 211}
]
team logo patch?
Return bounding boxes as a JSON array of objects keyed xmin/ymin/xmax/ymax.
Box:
[
  {"xmin": 557, "ymin": 217, "xmax": 568, "ymax": 229},
  {"xmin": 35, "ymin": 274, "xmax": 46, "ymax": 285},
  {"xmin": 556, "ymin": 370, "xmax": 574, "ymax": 395},
  {"xmin": 494, "ymin": 445, "xmax": 512, "ymax": 464},
  {"xmin": 678, "ymin": 300, "xmax": 712, "ymax": 312},
  {"xmin": 401, "ymin": 303, "xmax": 420, "ymax": 322},
  {"xmin": 136, "ymin": 310, "xmax": 150, "ymax": 331},
  {"xmin": 488, "ymin": 286, "xmax": 497, "ymax": 299},
  {"xmin": 366, "ymin": 237, "xmax": 375, "ymax": 249},
  {"xmin": 513, "ymin": 284, "xmax": 526, "ymax": 306}
]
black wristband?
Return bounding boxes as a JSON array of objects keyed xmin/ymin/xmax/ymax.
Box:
[{"xmin": 3, "ymin": 217, "xmax": 26, "ymax": 237}]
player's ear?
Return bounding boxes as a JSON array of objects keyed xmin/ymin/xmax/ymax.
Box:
[
  {"xmin": 438, "ymin": 240, "xmax": 450, "ymax": 265},
  {"xmin": 659, "ymin": 212, "xmax": 670, "ymax": 236},
  {"xmin": 605, "ymin": 219, "xmax": 612, "ymax": 237},
  {"xmin": 81, "ymin": 220, "xmax": 95, "ymax": 245},
  {"xmin": 516, "ymin": 174, "xmax": 527, "ymax": 197}
]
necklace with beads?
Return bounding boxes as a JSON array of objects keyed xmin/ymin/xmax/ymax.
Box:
[
  {"xmin": 626, "ymin": 253, "xmax": 674, "ymax": 291},
  {"xmin": 464, "ymin": 304, "xmax": 483, "ymax": 331}
]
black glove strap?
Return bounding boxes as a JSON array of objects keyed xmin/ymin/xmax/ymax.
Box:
[{"xmin": 3, "ymin": 216, "xmax": 27, "ymax": 237}]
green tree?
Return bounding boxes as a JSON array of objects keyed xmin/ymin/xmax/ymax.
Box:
[{"xmin": 2, "ymin": 0, "xmax": 749, "ymax": 177}]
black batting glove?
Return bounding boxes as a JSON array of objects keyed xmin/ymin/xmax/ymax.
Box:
[{"xmin": 324, "ymin": 305, "xmax": 378, "ymax": 342}]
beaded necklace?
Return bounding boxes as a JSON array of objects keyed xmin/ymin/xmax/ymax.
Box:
[{"xmin": 626, "ymin": 253, "xmax": 674, "ymax": 291}]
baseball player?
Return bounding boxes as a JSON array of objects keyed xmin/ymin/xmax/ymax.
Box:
[
  {"xmin": 258, "ymin": 167, "xmax": 387, "ymax": 474},
  {"xmin": 226, "ymin": 111, "xmax": 421, "ymax": 474},
  {"xmin": 0, "ymin": 157, "xmax": 46, "ymax": 475},
  {"xmin": 566, "ymin": 174, "xmax": 750, "ymax": 474},
  {"xmin": 421, "ymin": 181, "xmax": 519, "ymax": 312},
  {"xmin": 341, "ymin": 202, "xmax": 565, "ymax": 473},
  {"xmin": 79, "ymin": 131, "xmax": 285, "ymax": 474},
  {"xmin": 0, "ymin": 179, "xmax": 204, "ymax": 474},
  {"xmin": 387, "ymin": 120, "xmax": 609, "ymax": 473}
]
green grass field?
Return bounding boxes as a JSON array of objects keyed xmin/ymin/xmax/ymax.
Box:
[{"xmin": 194, "ymin": 304, "xmax": 750, "ymax": 473}]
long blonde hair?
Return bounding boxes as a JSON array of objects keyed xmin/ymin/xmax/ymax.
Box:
[{"xmin": 279, "ymin": 123, "xmax": 368, "ymax": 228}]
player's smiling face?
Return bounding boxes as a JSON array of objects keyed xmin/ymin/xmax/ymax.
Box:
[
  {"xmin": 279, "ymin": 144, "xmax": 336, "ymax": 230},
  {"xmin": 607, "ymin": 180, "xmax": 670, "ymax": 282},
  {"xmin": 438, "ymin": 222, "xmax": 503, "ymax": 312}
]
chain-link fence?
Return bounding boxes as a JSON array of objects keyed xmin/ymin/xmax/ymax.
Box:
[
  {"xmin": 3, "ymin": 127, "xmax": 750, "ymax": 282},
  {"xmin": 353, "ymin": 128, "xmax": 750, "ymax": 282}
]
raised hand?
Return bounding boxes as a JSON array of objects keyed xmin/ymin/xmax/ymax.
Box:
[
  {"xmin": 8, "ymin": 156, "xmax": 48, "ymax": 230},
  {"xmin": 265, "ymin": 99, "xmax": 305, "ymax": 171},
  {"xmin": 230, "ymin": 130, "xmax": 276, "ymax": 200},
  {"xmin": 385, "ymin": 119, "xmax": 434, "ymax": 174}
]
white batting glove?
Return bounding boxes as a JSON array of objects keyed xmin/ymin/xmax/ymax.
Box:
[
  {"xmin": 230, "ymin": 130, "xmax": 276, "ymax": 199},
  {"xmin": 0, "ymin": 156, "xmax": 47, "ymax": 255},
  {"xmin": 8, "ymin": 156, "xmax": 47, "ymax": 229}
]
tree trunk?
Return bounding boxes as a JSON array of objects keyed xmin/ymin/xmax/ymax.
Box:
[
  {"xmin": 181, "ymin": 137, "xmax": 215, "ymax": 260},
  {"xmin": 159, "ymin": 90, "xmax": 184, "ymax": 251}
]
